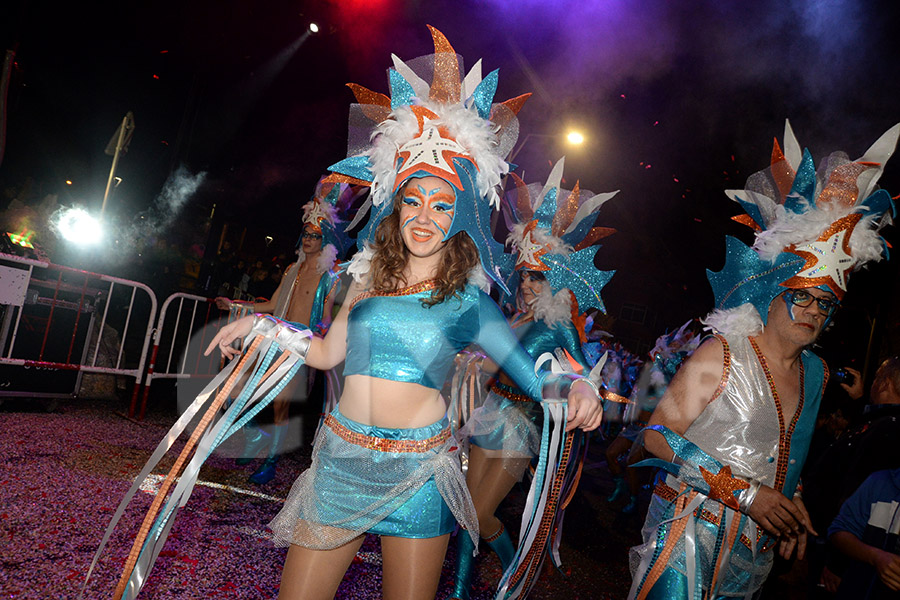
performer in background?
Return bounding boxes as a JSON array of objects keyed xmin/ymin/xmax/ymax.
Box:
[
  {"xmin": 209, "ymin": 28, "xmax": 604, "ymax": 600},
  {"xmin": 629, "ymin": 121, "xmax": 898, "ymax": 599},
  {"xmin": 451, "ymin": 158, "xmax": 617, "ymax": 600},
  {"xmin": 214, "ymin": 178, "xmax": 353, "ymax": 484}
]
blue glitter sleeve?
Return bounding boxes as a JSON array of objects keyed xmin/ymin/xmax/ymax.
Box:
[
  {"xmin": 556, "ymin": 321, "xmax": 590, "ymax": 374},
  {"xmin": 473, "ymin": 293, "xmax": 544, "ymax": 401}
]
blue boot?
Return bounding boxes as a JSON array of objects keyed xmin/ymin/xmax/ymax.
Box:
[
  {"xmin": 236, "ymin": 424, "xmax": 270, "ymax": 466},
  {"xmin": 450, "ymin": 530, "xmax": 476, "ymax": 600},
  {"xmin": 484, "ymin": 522, "xmax": 515, "ymax": 571},
  {"xmin": 622, "ymin": 494, "xmax": 639, "ymax": 515},
  {"xmin": 607, "ymin": 476, "xmax": 627, "ymax": 503},
  {"xmin": 249, "ymin": 424, "xmax": 287, "ymax": 485}
]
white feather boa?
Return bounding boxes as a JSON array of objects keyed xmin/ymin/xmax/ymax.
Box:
[
  {"xmin": 530, "ymin": 284, "xmax": 573, "ymax": 328},
  {"xmin": 702, "ymin": 303, "xmax": 764, "ymax": 338}
]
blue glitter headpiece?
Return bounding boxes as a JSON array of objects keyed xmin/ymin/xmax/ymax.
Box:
[
  {"xmin": 297, "ymin": 175, "xmax": 356, "ymax": 259},
  {"xmin": 503, "ymin": 157, "xmax": 618, "ymax": 317},
  {"xmin": 325, "ymin": 26, "xmax": 530, "ymax": 292},
  {"xmin": 707, "ymin": 120, "xmax": 897, "ymax": 332}
]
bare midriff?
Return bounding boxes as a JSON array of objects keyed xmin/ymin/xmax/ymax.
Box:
[{"xmin": 338, "ymin": 374, "xmax": 447, "ymax": 429}]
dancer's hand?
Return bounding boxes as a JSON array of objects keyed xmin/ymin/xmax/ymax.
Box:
[
  {"xmin": 748, "ymin": 486, "xmax": 817, "ymax": 540},
  {"xmin": 205, "ymin": 316, "xmax": 255, "ymax": 359},
  {"xmin": 566, "ymin": 379, "xmax": 603, "ymax": 432}
]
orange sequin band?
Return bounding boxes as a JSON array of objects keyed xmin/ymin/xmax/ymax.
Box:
[
  {"xmin": 710, "ymin": 334, "xmax": 731, "ymax": 402},
  {"xmin": 324, "ymin": 414, "xmax": 450, "ymax": 453},
  {"xmin": 349, "ymin": 279, "xmax": 439, "ymax": 312},
  {"xmin": 602, "ymin": 390, "xmax": 630, "ymax": 404},
  {"xmin": 653, "ymin": 481, "xmax": 775, "ymax": 552},
  {"xmin": 749, "ymin": 336, "xmax": 805, "ymax": 493},
  {"xmin": 482, "ymin": 522, "xmax": 505, "ymax": 542},
  {"xmin": 489, "ymin": 381, "xmax": 533, "ymax": 403}
]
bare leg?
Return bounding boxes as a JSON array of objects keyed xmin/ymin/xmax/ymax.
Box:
[
  {"xmin": 277, "ymin": 536, "xmax": 365, "ymax": 600},
  {"xmin": 466, "ymin": 445, "xmax": 529, "ymax": 536},
  {"xmin": 605, "ymin": 434, "xmax": 632, "ymax": 477},
  {"xmin": 381, "ymin": 534, "xmax": 451, "ymax": 600}
]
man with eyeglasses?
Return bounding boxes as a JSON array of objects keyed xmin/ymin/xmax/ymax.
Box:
[{"xmin": 629, "ymin": 121, "xmax": 897, "ymax": 600}]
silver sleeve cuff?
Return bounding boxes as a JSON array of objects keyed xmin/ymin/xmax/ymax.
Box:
[
  {"xmin": 737, "ymin": 479, "xmax": 761, "ymax": 514},
  {"xmin": 250, "ymin": 314, "xmax": 312, "ymax": 361},
  {"xmin": 541, "ymin": 373, "xmax": 599, "ymax": 402}
]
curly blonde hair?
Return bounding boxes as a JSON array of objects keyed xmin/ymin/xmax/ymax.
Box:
[{"xmin": 369, "ymin": 195, "xmax": 478, "ymax": 306}]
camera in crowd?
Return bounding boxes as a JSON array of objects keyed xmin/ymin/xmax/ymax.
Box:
[{"xmin": 833, "ymin": 367, "xmax": 856, "ymax": 386}]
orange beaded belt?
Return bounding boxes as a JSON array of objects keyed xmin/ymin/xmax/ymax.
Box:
[
  {"xmin": 653, "ymin": 481, "xmax": 774, "ymax": 552},
  {"xmin": 324, "ymin": 414, "xmax": 450, "ymax": 453},
  {"xmin": 489, "ymin": 381, "xmax": 533, "ymax": 403}
]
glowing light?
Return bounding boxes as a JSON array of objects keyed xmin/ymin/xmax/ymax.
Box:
[
  {"xmin": 309, "ymin": 22, "xmax": 319, "ymax": 33},
  {"xmin": 65, "ymin": 180, "xmax": 73, "ymax": 185},
  {"xmin": 7, "ymin": 230, "xmax": 35, "ymax": 249},
  {"xmin": 566, "ymin": 131, "xmax": 585, "ymax": 145},
  {"xmin": 58, "ymin": 208, "xmax": 102, "ymax": 244}
]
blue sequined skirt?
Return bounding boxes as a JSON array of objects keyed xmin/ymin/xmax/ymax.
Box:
[{"xmin": 269, "ymin": 408, "xmax": 475, "ymax": 548}]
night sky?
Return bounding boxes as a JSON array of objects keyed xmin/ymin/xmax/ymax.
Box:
[{"xmin": 2, "ymin": 0, "xmax": 899, "ymax": 355}]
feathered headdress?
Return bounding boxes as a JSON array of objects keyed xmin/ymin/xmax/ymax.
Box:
[
  {"xmin": 503, "ymin": 157, "xmax": 617, "ymax": 330},
  {"xmin": 705, "ymin": 120, "xmax": 898, "ymax": 337},
  {"xmin": 325, "ymin": 25, "xmax": 530, "ymax": 292},
  {"xmin": 296, "ymin": 175, "xmax": 357, "ymax": 273}
]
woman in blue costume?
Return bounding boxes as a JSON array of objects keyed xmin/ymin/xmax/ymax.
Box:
[
  {"xmin": 209, "ymin": 28, "xmax": 604, "ymax": 600},
  {"xmin": 451, "ymin": 159, "xmax": 617, "ymax": 600}
]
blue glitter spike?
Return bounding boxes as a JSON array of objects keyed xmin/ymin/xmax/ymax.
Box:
[
  {"xmin": 859, "ymin": 188, "xmax": 896, "ymax": 218},
  {"xmin": 327, "ymin": 155, "xmax": 374, "ymax": 183},
  {"xmin": 443, "ymin": 157, "xmax": 510, "ymax": 294},
  {"xmin": 543, "ymin": 249, "xmax": 614, "ymax": 314},
  {"xmin": 471, "ymin": 69, "xmax": 499, "ymax": 120},
  {"xmin": 706, "ymin": 236, "xmax": 805, "ymax": 325},
  {"xmin": 734, "ymin": 196, "xmax": 766, "ymax": 231},
  {"xmin": 560, "ymin": 213, "xmax": 598, "ymax": 248},
  {"xmin": 785, "ymin": 149, "xmax": 816, "ymax": 213},
  {"xmin": 534, "ymin": 187, "xmax": 558, "ymax": 228},
  {"xmin": 389, "ymin": 69, "xmax": 417, "ymax": 109},
  {"xmin": 357, "ymin": 197, "xmax": 395, "ymax": 250}
]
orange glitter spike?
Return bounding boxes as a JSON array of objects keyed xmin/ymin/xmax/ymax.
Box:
[
  {"xmin": 426, "ymin": 25, "xmax": 460, "ymax": 104},
  {"xmin": 574, "ymin": 226, "xmax": 616, "ymax": 252},
  {"xmin": 346, "ymin": 83, "xmax": 392, "ymax": 123},
  {"xmin": 497, "ymin": 93, "xmax": 532, "ymax": 116},
  {"xmin": 816, "ymin": 162, "xmax": 876, "ymax": 209},
  {"xmin": 731, "ymin": 213, "xmax": 762, "ymax": 232},
  {"xmin": 770, "ymin": 138, "xmax": 796, "ymax": 202},
  {"xmin": 346, "ymin": 83, "xmax": 391, "ymax": 107},
  {"xmin": 323, "ymin": 173, "xmax": 372, "ymax": 187},
  {"xmin": 553, "ymin": 181, "xmax": 580, "ymax": 237},
  {"xmin": 510, "ymin": 172, "xmax": 533, "ymax": 221}
]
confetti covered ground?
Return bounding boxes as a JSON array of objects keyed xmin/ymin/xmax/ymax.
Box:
[{"xmin": 0, "ymin": 387, "xmax": 803, "ymax": 599}]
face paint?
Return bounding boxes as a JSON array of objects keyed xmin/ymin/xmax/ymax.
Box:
[{"xmin": 400, "ymin": 183, "xmax": 455, "ymax": 239}]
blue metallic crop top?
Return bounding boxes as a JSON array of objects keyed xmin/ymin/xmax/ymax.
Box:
[{"xmin": 344, "ymin": 281, "xmax": 544, "ymax": 400}]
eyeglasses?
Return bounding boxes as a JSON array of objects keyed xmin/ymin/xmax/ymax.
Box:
[
  {"xmin": 783, "ymin": 289, "xmax": 840, "ymax": 317},
  {"xmin": 300, "ymin": 232, "xmax": 323, "ymax": 240}
]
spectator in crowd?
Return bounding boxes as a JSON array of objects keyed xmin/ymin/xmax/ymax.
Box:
[{"xmin": 827, "ymin": 467, "xmax": 900, "ymax": 598}]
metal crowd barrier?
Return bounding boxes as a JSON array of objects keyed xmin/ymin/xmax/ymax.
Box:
[
  {"xmin": 136, "ymin": 293, "xmax": 252, "ymax": 420},
  {"xmin": 0, "ymin": 252, "xmax": 157, "ymax": 409}
]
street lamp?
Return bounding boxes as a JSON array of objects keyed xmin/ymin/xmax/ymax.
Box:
[
  {"xmin": 508, "ymin": 130, "xmax": 588, "ymax": 164},
  {"xmin": 566, "ymin": 130, "xmax": 585, "ymax": 145}
]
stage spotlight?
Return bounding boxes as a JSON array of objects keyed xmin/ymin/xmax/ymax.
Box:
[
  {"xmin": 309, "ymin": 22, "xmax": 319, "ymax": 33},
  {"xmin": 58, "ymin": 208, "xmax": 103, "ymax": 245}
]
